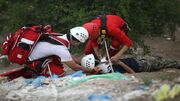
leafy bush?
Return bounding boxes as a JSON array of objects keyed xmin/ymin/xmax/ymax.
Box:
[
  {"xmin": 0, "ymin": 0, "xmax": 179, "ymax": 35},
  {"xmin": 0, "ymin": 0, "xmax": 179, "ymax": 53}
]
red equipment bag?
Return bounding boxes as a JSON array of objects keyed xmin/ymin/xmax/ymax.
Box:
[{"xmin": 1, "ymin": 25, "xmax": 46, "ymax": 65}]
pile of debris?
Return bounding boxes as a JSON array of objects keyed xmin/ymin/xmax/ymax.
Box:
[{"xmin": 0, "ymin": 71, "xmax": 179, "ymax": 101}]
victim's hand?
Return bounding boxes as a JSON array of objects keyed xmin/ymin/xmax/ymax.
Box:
[{"xmin": 91, "ymin": 67, "xmax": 102, "ymax": 74}]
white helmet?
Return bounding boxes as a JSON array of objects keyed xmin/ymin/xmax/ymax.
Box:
[
  {"xmin": 70, "ymin": 27, "xmax": 89, "ymax": 43},
  {"xmin": 97, "ymin": 57, "xmax": 113, "ymax": 73},
  {"xmin": 81, "ymin": 54, "xmax": 95, "ymax": 69}
]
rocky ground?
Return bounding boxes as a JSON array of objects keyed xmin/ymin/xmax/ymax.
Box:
[{"xmin": 0, "ymin": 28, "xmax": 180, "ymax": 101}]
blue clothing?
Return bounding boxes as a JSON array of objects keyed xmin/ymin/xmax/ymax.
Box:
[{"xmin": 113, "ymin": 58, "xmax": 140, "ymax": 73}]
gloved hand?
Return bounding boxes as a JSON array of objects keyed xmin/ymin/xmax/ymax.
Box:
[{"xmin": 91, "ymin": 67, "xmax": 102, "ymax": 74}]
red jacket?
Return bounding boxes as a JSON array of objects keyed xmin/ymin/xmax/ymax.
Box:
[{"xmin": 90, "ymin": 15, "xmax": 132, "ymax": 47}]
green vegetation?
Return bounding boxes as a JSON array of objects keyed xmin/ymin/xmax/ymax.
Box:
[
  {"xmin": 0, "ymin": 0, "xmax": 179, "ymax": 55},
  {"xmin": 0, "ymin": 0, "xmax": 179, "ymax": 36}
]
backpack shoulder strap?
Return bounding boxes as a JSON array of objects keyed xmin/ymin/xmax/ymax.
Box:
[
  {"xmin": 96, "ymin": 15, "xmax": 107, "ymax": 42},
  {"xmin": 97, "ymin": 15, "xmax": 107, "ymax": 34}
]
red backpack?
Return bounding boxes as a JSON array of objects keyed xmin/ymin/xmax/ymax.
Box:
[{"xmin": 2, "ymin": 25, "xmax": 48, "ymax": 65}]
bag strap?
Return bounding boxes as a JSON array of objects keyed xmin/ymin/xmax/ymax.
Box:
[{"xmin": 96, "ymin": 15, "xmax": 107, "ymax": 42}]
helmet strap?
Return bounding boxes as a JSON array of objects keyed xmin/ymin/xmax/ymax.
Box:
[
  {"xmin": 67, "ymin": 33, "xmax": 71, "ymax": 40},
  {"xmin": 70, "ymin": 34, "xmax": 73, "ymax": 42}
]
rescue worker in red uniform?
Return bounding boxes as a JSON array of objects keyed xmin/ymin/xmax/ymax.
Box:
[
  {"xmin": 0, "ymin": 25, "xmax": 99, "ymax": 80},
  {"xmin": 26, "ymin": 26, "xmax": 90, "ymax": 77},
  {"xmin": 82, "ymin": 15, "xmax": 132, "ymax": 63}
]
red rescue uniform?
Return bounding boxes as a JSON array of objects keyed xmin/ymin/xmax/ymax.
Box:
[{"xmin": 84, "ymin": 15, "xmax": 132, "ymax": 57}]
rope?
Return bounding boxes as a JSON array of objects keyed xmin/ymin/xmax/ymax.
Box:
[{"xmin": 103, "ymin": 39, "xmax": 114, "ymax": 73}]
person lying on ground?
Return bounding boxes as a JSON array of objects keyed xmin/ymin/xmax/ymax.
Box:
[{"xmin": 81, "ymin": 54, "xmax": 180, "ymax": 74}]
